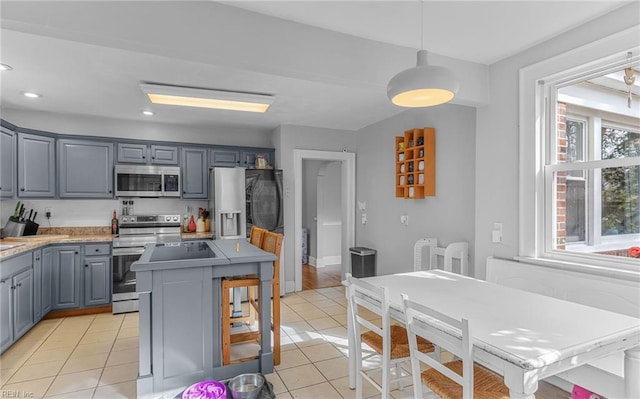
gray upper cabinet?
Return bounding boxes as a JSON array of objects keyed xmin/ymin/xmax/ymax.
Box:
[
  {"xmin": 58, "ymin": 139, "xmax": 114, "ymax": 198},
  {"xmin": 150, "ymin": 145, "xmax": 179, "ymax": 164},
  {"xmin": 0, "ymin": 127, "xmax": 17, "ymax": 198},
  {"xmin": 117, "ymin": 143, "xmax": 178, "ymax": 165},
  {"xmin": 210, "ymin": 149, "xmax": 240, "ymax": 167},
  {"xmin": 117, "ymin": 143, "xmax": 147, "ymax": 164},
  {"xmin": 52, "ymin": 246, "xmax": 81, "ymax": 310},
  {"xmin": 181, "ymin": 147, "xmax": 208, "ymax": 199},
  {"xmin": 17, "ymin": 133, "xmax": 56, "ymax": 198}
]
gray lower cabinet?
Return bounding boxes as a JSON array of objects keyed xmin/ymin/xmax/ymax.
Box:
[
  {"xmin": 52, "ymin": 244, "xmax": 111, "ymax": 310},
  {"xmin": 17, "ymin": 132, "xmax": 56, "ymax": 198},
  {"xmin": 83, "ymin": 244, "xmax": 111, "ymax": 307},
  {"xmin": 33, "ymin": 249, "xmax": 42, "ymax": 321},
  {"xmin": 41, "ymin": 247, "xmax": 53, "ymax": 315},
  {"xmin": 58, "ymin": 139, "xmax": 114, "ymax": 198},
  {"xmin": 0, "ymin": 126, "xmax": 17, "ymax": 198},
  {"xmin": 32, "ymin": 247, "xmax": 53, "ymax": 321},
  {"xmin": 0, "ymin": 252, "xmax": 34, "ymax": 353},
  {"xmin": 52, "ymin": 246, "xmax": 81, "ymax": 310},
  {"xmin": 181, "ymin": 147, "xmax": 208, "ymax": 199}
]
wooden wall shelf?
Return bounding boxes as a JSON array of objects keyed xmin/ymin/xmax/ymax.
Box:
[{"xmin": 395, "ymin": 128, "xmax": 435, "ymax": 199}]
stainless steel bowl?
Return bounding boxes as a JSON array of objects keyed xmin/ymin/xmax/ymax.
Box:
[{"xmin": 228, "ymin": 373, "xmax": 265, "ymax": 399}]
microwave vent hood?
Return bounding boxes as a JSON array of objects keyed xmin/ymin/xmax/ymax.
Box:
[{"xmin": 115, "ymin": 164, "xmax": 181, "ymax": 198}]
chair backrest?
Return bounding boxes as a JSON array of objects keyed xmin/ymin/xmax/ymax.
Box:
[
  {"xmin": 430, "ymin": 241, "xmax": 469, "ymax": 275},
  {"xmin": 414, "ymin": 238, "xmax": 438, "ymax": 271},
  {"xmin": 401, "ymin": 294, "xmax": 473, "ymax": 398},
  {"xmin": 250, "ymin": 226, "xmax": 267, "ymax": 247},
  {"xmin": 261, "ymin": 231, "xmax": 283, "ymax": 279},
  {"xmin": 345, "ymin": 273, "xmax": 391, "ymax": 350}
]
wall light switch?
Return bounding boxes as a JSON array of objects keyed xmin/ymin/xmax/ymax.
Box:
[
  {"xmin": 492, "ymin": 222, "xmax": 503, "ymax": 243},
  {"xmin": 358, "ymin": 201, "xmax": 366, "ymax": 211},
  {"xmin": 361, "ymin": 213, "xmax": 367, "ymax": 225},
  {"xmin": 400, "ymin": 215, "xmax": 409, "ymax": 225}
]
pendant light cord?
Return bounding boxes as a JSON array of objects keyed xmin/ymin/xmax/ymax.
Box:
[{"xmin": 420, "ymin": 0, "xmax": 424, "ymax": 51}]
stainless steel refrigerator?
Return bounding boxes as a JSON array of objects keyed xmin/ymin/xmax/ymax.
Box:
[
  {"xmin": 245, "ymin": 169, "xmax": 284, "ymax": 235},
  {"xmin": 209, "ymin": 167, "xmax": 246, "ymax": 239}
]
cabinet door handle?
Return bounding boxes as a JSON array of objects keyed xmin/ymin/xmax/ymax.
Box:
[
  {"xmin": 75, "ymin": 251, "xmax": 78, "ymax": 254},
  {"xmin": 95, "ymin": 248, "xmax": 100, "ymax": 252},
  {"xmin": 0, "ymin": 279, "xmax": 8, "ymax": 284},
  {"xmin": 109, "ymin": 190, "xmax": 113, "ymax": 193},
  {"xmin": 85, "ymin": 264, "xmax": 88, "ymax": 267},
  {"xmin": 16, "ymin": 283, "xmax": 21, "ymax": 287},
  {"xmin": 20, "ymin": 188, "xmax": 25, "ymax": 191},
  {"xmin": 142, "ymin": 156, "xmax": 146, "ymax": 159},
  {"xmin": 11, "ymin": 285, "xmax": 15, "ymax": 290}
]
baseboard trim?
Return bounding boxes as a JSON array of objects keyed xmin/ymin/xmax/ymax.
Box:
[
  {"xmin": 317, "ymin": 255, "xmax": 341, "ymax": 268},
  {"xmin": 285, "ymin": 280, "xmax": 296, "ymax": 294},
  {"xmin": 44, "ymin": 305, "xmax": 113, "ymax": 319}
]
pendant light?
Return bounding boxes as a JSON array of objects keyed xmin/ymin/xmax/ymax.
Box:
[{"xmin": 387, "ymin": 1, "xmax": 459, "ymax": 107}]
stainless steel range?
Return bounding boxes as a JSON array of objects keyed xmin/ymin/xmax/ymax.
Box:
[{"xmin": 112, "ymin": 214, "xmax": 181, "ymax": 314}]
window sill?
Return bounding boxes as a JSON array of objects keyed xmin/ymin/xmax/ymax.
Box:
[{"xmin": 514, "ymin": 255, "xmax": 640, "ymax": 282}]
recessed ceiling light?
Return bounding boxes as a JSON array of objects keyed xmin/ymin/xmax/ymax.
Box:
[
  {"xmin": 0, "ymin": 63, "xmax": 13, "ymax": 71},
  {"xmin": 142, "ymin": 110, "xmax": 154, "ymax": 116},
  {"xmin": 140, "ymin": 83, "xmax": 274, "ymax": 113},
  {"xmin": 22, "ymin": 92, "xmax": 41, "ymax": 99}
]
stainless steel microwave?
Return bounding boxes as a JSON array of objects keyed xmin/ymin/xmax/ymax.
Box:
[{"xmin": 115, "ymin": 165, "xmax": 181, "ymax": 197}]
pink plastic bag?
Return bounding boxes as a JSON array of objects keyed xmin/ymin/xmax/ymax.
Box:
[{"xmin": 572, "ymin": 385, "xmax": 604, "ymax": 399}]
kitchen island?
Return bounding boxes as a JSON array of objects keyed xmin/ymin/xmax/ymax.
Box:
[{"xmin": 132, "ymin": 239, "xmax": 277, "ymax": 399}]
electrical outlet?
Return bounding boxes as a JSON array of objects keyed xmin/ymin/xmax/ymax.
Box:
[{"xmin": 45, "ymin": 207, "xmax": 53, "ymax": 219}]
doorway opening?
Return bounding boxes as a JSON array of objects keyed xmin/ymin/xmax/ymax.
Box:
[{"xmin": 294, "ymin": 149, "xmax": 355, "ymax": 292}]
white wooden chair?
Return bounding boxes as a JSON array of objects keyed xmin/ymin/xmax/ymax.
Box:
[
  {"xmin": 345, "ymin": 273, "xmax": 435, "ymax": 399},
  {"xmin": 414, "ymin": 238, "xmax": 469, "ymax": 276},
  {"xmin": 401, "ymin": 294, "xmax": 508, "ymax": 399}
]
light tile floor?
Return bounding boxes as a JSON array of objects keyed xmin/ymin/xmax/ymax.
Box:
[{"xmin": 0, "ymin": 286, "xmax": 569, "ymax": 398}]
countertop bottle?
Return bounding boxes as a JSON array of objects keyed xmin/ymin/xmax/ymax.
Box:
[
  {"xmin": 188, "ymin": 216, "xmax": 197, "ymax": 232},
  {"xmin": 196, "ymin": 217, "xmax": 205, "ymax": 233},
  {"xmin": 111, "ymin": 210, "xmax": 119, "ymax": 235}
]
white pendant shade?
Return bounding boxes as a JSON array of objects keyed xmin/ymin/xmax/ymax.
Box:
[{"xmin": 387, "ymin": 50, "xmax": 459, "ymax": 107}]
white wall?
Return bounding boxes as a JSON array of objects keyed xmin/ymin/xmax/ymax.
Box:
[
  {"xmin": 302, "ymin": 159, "xmax": 324, "ymax": 260},
  {"xmin": 474, "ymin": 2, "xmax": 640, "ymax": 279},
  {"xmin": 355, "ymin": 104, "xmax": 476, "ymax": 276},
  {"xmin": 272, "ymin": 125, "xmax": 357, "ymax": 288},
  {"xmin": 317, "ymin": 161, "xmax": 342, "ymax": 266},
  {"xmin": 0, "ymin": 198, "xmax": 207, "ymax": 229},
  {"xmin": 2, "ymin": 108, "xmax": 272, "ymax": 147}
]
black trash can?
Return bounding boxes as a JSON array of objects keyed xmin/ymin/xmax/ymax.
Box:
[{"xmin": 350, "ymin": 247, "xmax": 377, "ymax": 278}]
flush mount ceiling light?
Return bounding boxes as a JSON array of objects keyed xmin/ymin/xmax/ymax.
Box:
[
  {"xmin": 142, "ymin": 110, "xmax": 154, "ymax": 116},
  {"xmin": 0, "ymin": 63, "xmax": 13, "ymax": 71},
  {"xmin": 140, "ymin": 83, "xmax": 273, "ymax": 113},
  {"xmin": 387, "ymin": 1, "xmax": 459, "ymax": 107},
  {"xmin": 22, "ymin": 91, "xmax": 41, "ymax": 99}
]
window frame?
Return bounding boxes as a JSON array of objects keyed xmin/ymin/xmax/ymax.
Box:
[{"xmin": 518, "ymin": 26, "xmax": 640, "ymax": 278}]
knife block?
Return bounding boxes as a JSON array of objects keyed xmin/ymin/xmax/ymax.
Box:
[
  {"xmin": 23, "ymin": 220, "xmax": 39, "ymax": 236},
  {"xmin": 3, "ymin": 218, "xmax": 26, "ymax": 237}
]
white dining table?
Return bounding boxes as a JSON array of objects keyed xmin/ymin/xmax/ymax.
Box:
[{"xmin": 346, "ymin": 270, "xmax": 640, "ymax": 399}]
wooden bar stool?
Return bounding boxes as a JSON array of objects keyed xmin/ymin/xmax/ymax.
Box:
[{"xmin": 221, "ymin": 230, "xmax": 282, "ymax": 366}]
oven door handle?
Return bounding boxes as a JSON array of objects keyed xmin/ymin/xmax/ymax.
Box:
[{"xmin": 112, "ymin": 247, "xmax": 145, "ymax": 256}]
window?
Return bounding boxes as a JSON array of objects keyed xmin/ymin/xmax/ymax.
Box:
[{"xmin": 519, "ymin": 32, "xmax": 640, "ymax": 273}]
